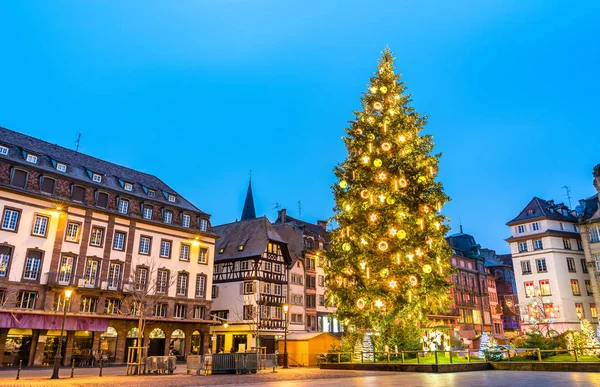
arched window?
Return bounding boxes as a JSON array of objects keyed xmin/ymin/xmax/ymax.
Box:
[
  {"xmin": 170, "ymin": 329, "xmax": 185, "ymax": 357},
  {"xmin": 149, "ymin": 328, "xmax": 165, "ymax": 339}
]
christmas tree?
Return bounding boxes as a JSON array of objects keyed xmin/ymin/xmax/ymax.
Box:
[
  {"xmin": 326, "ymin": 48, "xmax": 453, "ymax": 334},
  {"xmin": 579, "ymin": 319, "xmax": 600, "ymax": 356},
  {"xmin": 479, "ymin": 332, "xmax": 502, "ymax": 361}
]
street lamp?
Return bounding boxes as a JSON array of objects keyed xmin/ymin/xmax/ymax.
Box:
[
  {"xmin": 283, "ymin": 304, "xmax": 289, "ymax": 368},
  {"xmin": 51, "ymin": 289, "xmax": 72, "ymax": 379}
]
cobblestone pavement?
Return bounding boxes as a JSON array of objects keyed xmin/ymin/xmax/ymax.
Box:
[{"xmin": 1, "ymin": 367, "xmax": 599, "ymax": 387}]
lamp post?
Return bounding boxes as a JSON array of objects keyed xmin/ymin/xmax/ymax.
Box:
[
  {"xmin": 283, "ymin": 304, "xmax": 289, "ymax": 368},
  {"xmin": 51, "ymin": 289, "xmax": 72, "ymax": 379}
]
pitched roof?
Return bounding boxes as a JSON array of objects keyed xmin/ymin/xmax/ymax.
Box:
[
  {"xmin": 275, "ymin": 211, "xmax": 330, "ymax": 243},
  {"xmin": 0, "ymin": 126, "xmax": 205, "ymax": 214},
  {"xmin": 579, "ymin": 194, "xmax": 600, "ymax": 222},
  {"xmin": 212, "ymin": 216, "xmax": 289, "ymax": 262},
  {"xmin": 507, "ymin": 197, "xmax": 577, "ymax": 226},
  {"xmin": 240, "ymin": 179, "xmax": 256, "ymax": 221},
  {"xmin": 272, "ymin": 222, "xmax": 304, "ymax": 264}
]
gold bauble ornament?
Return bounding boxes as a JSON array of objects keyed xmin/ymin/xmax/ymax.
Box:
[
  {"xmin": 397, "ymin": 230, "xmax": 407, "ymax": 239},
  {"xmin": 342, "ymin": 243, "xmax": 351, "ymax": 252},
  {"xmin": 357, "ymin": 298, "xmax": 366, "ymax": 309},
  {"xmin": 409, "ymin": 275, "xmax": 418, "ymax": 287},
  {"xmin": 381, "ymin": 142, "xmax": 391, "ymax": 151},
  {"xmin": 339, "ymin": 180, "xmax": 348, "ymax": 189},
  {"xmin": 380, "ymin": 268, "xmax": 389, "ymax": 278},
  {"xmin": 373, "ymin": 159, "xmax": 382, "ymax": 168},
  {"xmin": 423, "ymin": 264, "xmax": 432, "ymax": 274},
  {"xmin": 355, "ymin": 128, "xmax": 363, "ymax": 136},
  {"xmin": 386, "ymin": 197, "xmax": 395, "ymax": 205},
  {"xmin": 373, "ymin": 102, "xmax": 383, "ymax": 110},
  {"xmin": 399, "ymin": 178, "xmax": 408, "ymax": 188},
  {"xmin": 377, "ymin": 241, "xmax": 389, "ymax": 251}
]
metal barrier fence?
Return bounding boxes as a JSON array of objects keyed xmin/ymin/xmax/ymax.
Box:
[
  {"xmin": 189, "ymin": 353, "xmax": 278, "ymax": 375},
  {"xmin": 323, "ymin": 348, "xmax": 600, "ymax": 365}
]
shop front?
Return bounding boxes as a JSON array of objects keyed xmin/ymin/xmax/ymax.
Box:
[{"xmin": 3, "ymin": 328, "xmax": 33, "ymax": 367}]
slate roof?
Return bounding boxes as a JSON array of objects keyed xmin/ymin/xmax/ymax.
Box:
[
  {"xmin": 446, "ymin": 233, "xmax": 482, "ymax": 260},
  {"xmin": 275, "ymin": 212, "xmax": 330, "ymax": 243},
  {"xmin": 507, "ymin": 197, "xmax": 577, "ymax": 226},
  {"xmin": 579, "ymin": 194, "xmax": 600, "ymax": 222},
  {"xmin": 0, "ymin": 126, "xmax": 205, "ymax": 214},
  {"xmin": 212, "ymin": 216, "xmax": 290, "ymax": 262}
]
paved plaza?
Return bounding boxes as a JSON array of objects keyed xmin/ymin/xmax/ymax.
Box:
[{"xmin": 0, "ymin": 367, "xmax": 599, "ymax": 387}]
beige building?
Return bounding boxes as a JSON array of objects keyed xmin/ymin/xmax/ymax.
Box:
[
  {"xmin": 577, "ymin": 164, "xmax": 600, "ymax": 320},
  {"xmin": 0, "ymin": 126, "xmax": 216, "ymax": 367},
  {"xmin": 507, "ymin": 197, "xmax": 595, "ymax": 332}
]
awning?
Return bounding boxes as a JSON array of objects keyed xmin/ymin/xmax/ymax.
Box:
[{"xmin": 0, "ymin": 312, "xmax": 108, "ymax": 332}]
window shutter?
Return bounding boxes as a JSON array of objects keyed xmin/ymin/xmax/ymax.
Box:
[
  {"xmin": 40, "ymin": 177, "xmax": 55, "ymax": 194},
  {"xmin": 11, "ymin": 169, "xmax": 27, "ymax": 188},
  {"xmin": 240, "ymin": 283, "xmax": 243, "ymax": 295},
  {"xmin": 97, "ymin": 192, "xmax": 109, "ymax": 208}
]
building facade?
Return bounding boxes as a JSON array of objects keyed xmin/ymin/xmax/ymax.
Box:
[
  {"xmin": 481, "ymin": 249, "xmax": 520, "ymax": 333},
  {"xmin": 0, "ymin": 126, "xmax": 216, "ymax": 367},
  {"xmin": 577, "ymin": 164, "xmax": 600, "ymax": 321},
  {"xmin": 507, "ymin": 197, "xmax": 595, "ymax": 332}
]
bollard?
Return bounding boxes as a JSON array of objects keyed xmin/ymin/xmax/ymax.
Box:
[
  {"xmin": 449, "ymin": 350, "xmax": 453, "ymax": 364},
  {"xmin": 99, "ymin": 358, "xmax": 103, "ymax": 377},
  {"xmin": 536, "ymin": 349, "xmax": 542, "ymax": 362},
  {"xmin": 16, "ymin": 359, "xmax": 22, "ymax": 380},
  {"xmin": 401, "ymin": 352, "xmax": 405, "ymax": 364},
  {"xmin": 467, "ymin": 350, "xmax": 471, "ymax": 363},
  {"xmin": 416, "ymin": 351, "xmax": 420, "ymax": 364},
  {"xmin": 71, "ymin": 359, "xmax": 75, "ymax": 378},
  {"xmin": 338, "ymin": 353, "xmax": 341, "ymax": 364},
  {"xmin": 434, "ymin": 351, "xmax": 438, "ymax": 364}
]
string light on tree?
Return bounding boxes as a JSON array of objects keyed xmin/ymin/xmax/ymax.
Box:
[{"xmin": 326, "ymin": 47, "xmax": 453, "ymax": 336}]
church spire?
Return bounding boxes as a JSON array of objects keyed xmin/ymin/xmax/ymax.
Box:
[{"xmin": 241, "ymin": 174, "xmax": 256, "ymax": 221}]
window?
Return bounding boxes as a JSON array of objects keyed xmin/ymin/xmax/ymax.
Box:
[
  {"xmin": 174, "ymin": 304, "xmax": 186, "ymax": 318},
  {"xmin": 521, "ymin": 260, "xmax": 532, "ymax": 274},
  {"xmin": 23, "ymin": 251, "xmax": 42, "ymax": 280},
  {"xmin": 31, "ymin": 215, "xmax": 49, "ymax": 237},
  {"xmin": 0, "ymin": 246, "xmax": 12, "ymax": 277},
  {"xmin": 570, "ymin": 279, "xmax": 581, "ymax": 296},
  {"xmin": 2, "ymin": 208, "xmax": 20, "ymax": 231},
  {"xmin": 518, "ymin": 242, "xmax": 528, "ymax": 253},
  {"xmin": 264, "ymin": 262, "xmax": 272, "ymax": 271},
  {"xmin": 516, "ymin": 225, "xmax": 525, "ymax": 234},
  {"xmin": 563, "ymin": 239, "xmax": 571, "ymax": 250},
  {"xmin": 58, "ymin": 256, "xmax": 74, "ymax": 284},
  {"xmin": 10, "ymin": 169, "xmax": 27, "ymax": 188},
  {"xmin": 533, "ymin": 240, "xmax": 543, "ymax": 250},
  {"xmin": 274, "ymin": 284, "xmax": 282, "ymax": 295},
  {"xmin": 80, "ymin": 297, "xmax": 98, "ymax": 313},
  {"xmin": 567, "ymin": 257, "xmax": 576, "ymax": 273},
  {"xmin": 153, "ymin": 303, "xmax": 167, "ymax": 318},
  {"xmin": 135, "ymin": 267, "xmax": 148, "ymax": 291},
  {"xmin": 168, "ymin": 194, "xmax": 176, "ymax": 203},
  {"xmin": 274, "ymin": 263, "xmax": 282, "ymax": 273},
  {"xmin": 143, "ymin": 205, "xmax": 153, "ymax": 220},
  {"xmin": 198, "ymin": 248, "xmax": 208, "ymax": 264},
  {"xmin": 180, "ymin": 244, "xmax": 190, "ymax": 261},
  {"xmin": 524, "ymin": 281, "xmax": 535, "ymax": 297},
  {"xmin": 90, "ymin": 227, "xmax": 104, "ymax": 247},
  {"xmin": 532, "ymin": 222, "xmax": 540, "ymax": 231},
  {"xmin": 590, "ymin": 227, "xmax": 600, "ymax": 243},
  {"xmin": 26, "ymin": 154, "xmax": 38, "ymax": 163},
  {"xmin": 195, "ymin": 275, "xmax": 206, "ymax": 298},
  {"xmin": 586, "ymin": 280, "xmax": 593, "ymax": 296},
  {"xmin": 118, "ymin": 199, "xmax": 129, "ymax": 214},
  {"xmin": 56, "ymin": 163, "xmax": 67, "ymax": 172},
  {"xmin": 92, "ymin": 173, "xmax": 102, "ymax": 183},
  {"xmin": 261, "ymin": 282, "xmax": 271, "ymax": 294},
  {"xmin": 596, "ymin": 255, "xmax": 600, "ymax": 273},
  {"xmin": 113, "ymin": 231, "xmax": 126, "ymax": 250},
  {"xmin": 582, "ymin": 259, "xmax": 589, "ymax": 273},
  {"xmin": 319, "ymin": 294, "xmax": 325, "ymax": 306},
  {"xmin": 591, "ymin": 304, "xmax": 597, "ymax": 319},
  {"xmin": 536, "ymin": 259, "xmax": 547, "ymax": 273},
  {"xmin": 238, "ymin": 244, "xmax": 245, "ymax": 251},
  {"xmin": 306, "ymin": 295, "xmax": 316, "ymax": 308},
  {"xmin": 193, "ymin": 305, "xmax": 206, "ymax": 319},
  {"xmin": 291, "ymin": 314, "xmax": 304, "ymax": 324},
  {"xmin": 160, "ymin": 240, "xmax": 171, "ymax": 258},
  {"xmin": 164, "ymin": 210, "xmax": 173, "ymax": 224},
  {"xmin": 540, "ymin": 280, "xmax": 551, "ymax": 296},
  {"xmin": 108, "ymin": 263, "xmax": 121, "ymax": 290},
  {"xmin": 124, "ymin": 182, "xmax": 133, "ymax": 191},
  {"xmin": 83, "ymin": 260, "xmax": 98, "ymax": 287},
  {"xmin": 182, "ymin": 214, "xmax": 191, "ymax": 228},
  {"xmin": 177, "ymin": 273, "xmax": 188, "ymax": 296},
  {"xmin": 212, "ymin": 285, "xmax": 218, "ymax": 299},
  {"xmin": 243, "ymin": 305, "xmax": 254, "ymax": 320},
  {"xmin": 241, "ymin": 261, "xmax": 249, "ymax": 270},
  {"xmin": 16, "ymin": 291, "xmax": 36, "ymax": 309},
  {"xmin": 200, "ymin": 219, "xmax": 208, "ymax": 232},
  {"xmin": 148, "ymin": 189, "xmax": 156, "ymax": 198},
  {"xmin": 72, "ymin": 186, "xmax": 86, "ymax": 202},
  {"xmin": 306, "ymin": 275, "xmax": 316, "ymax": 289},
  {"xmin": 65, "ymin": 222, "xmax": 80, "ymax": 242},
  {"xmin": 318, "ymin": 275, "xmax": 325, "ymax": 287},
  {"xmin": 96, "ymin": 192, "xmax": 109, "ymax": 208},
  {"xmin": 139, "ymin": 236, "xmax": 151, "ymax": 255},
  {"xmin": 40, "ymin": 177, "xmax": 55, "ymax": 195},
  {"xmin": 576, "ymin": 303, "xmax": 584, "ymax": 318},
  {"xmin": 156, "ymin": 270, "xmax": 169, "ymax": 294},
  {"xmin": 0, "ymin": 145, "xmax": 8, "ymax": 155},
  {"xmin": 577, "ymin": 240, "xmax": 583, "ymax": 250},
  {"xmin": 244, "ymin": 281, "xmax": 254, "ymax": 295},
  {"xmin": 105, "ymin": 299, "xmax": 121, "ymax": 314}
]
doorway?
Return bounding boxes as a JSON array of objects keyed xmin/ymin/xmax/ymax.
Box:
[{"xmin": 148, "ymin": 328, "xmax": 166, "ymax": 357}]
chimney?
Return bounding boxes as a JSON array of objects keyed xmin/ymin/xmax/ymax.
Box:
[
  {"xmin": 317, "ymin": 220, "xmax": 327, "ymax": 230},
  {"xmin": 278, "ymin": 208, "xmax": 287, "ymax": 223}
]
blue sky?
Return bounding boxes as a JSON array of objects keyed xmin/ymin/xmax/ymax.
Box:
[{"xmin": 1, "ymin": 1, "xmax": 598, "ymax": 253}]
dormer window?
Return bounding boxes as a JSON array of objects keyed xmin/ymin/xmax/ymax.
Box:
[
  {"xmin": 124, "ymin": 183, "xmax": 133, "ymax": 192},
  {"xmin": 218, "ymin": 248, "xmax": 224, "ymax": 254},
  {"xmin": 199, "ymin": 219, "xmax": 208, "ymax": 232},
  {"xmin": 92, "ymin": 173, "xmax": 102, "ymax": 183},
  {"xmin": 26, "ymin": 154, "xmax": 38, "ymax": 164},
  {"xmin": 168, "ymin": 194, "xmax": 176, "ymax": 203},
  {"xmin": 238, "ymin": 245, "xmax": 245, "ymax": 251},
  {"xmin": 0, "ymin": 145, "xmax": 8, "ymax": 155},
  {"xmin": 56, "ymin": 163, "xmax": 67, "ymax": 172},
  {"xmin": 527, "ymin": 210, "xmax": 533, "ymax": 215},
  {"xmin": 148, "ymin": 190, "xmax": 156, "ymax": 198}
]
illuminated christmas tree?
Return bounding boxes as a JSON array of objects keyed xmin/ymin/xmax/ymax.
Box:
[{"xmin": 326, "ymin": 48, "xmax": 453, "ymax": 334}]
